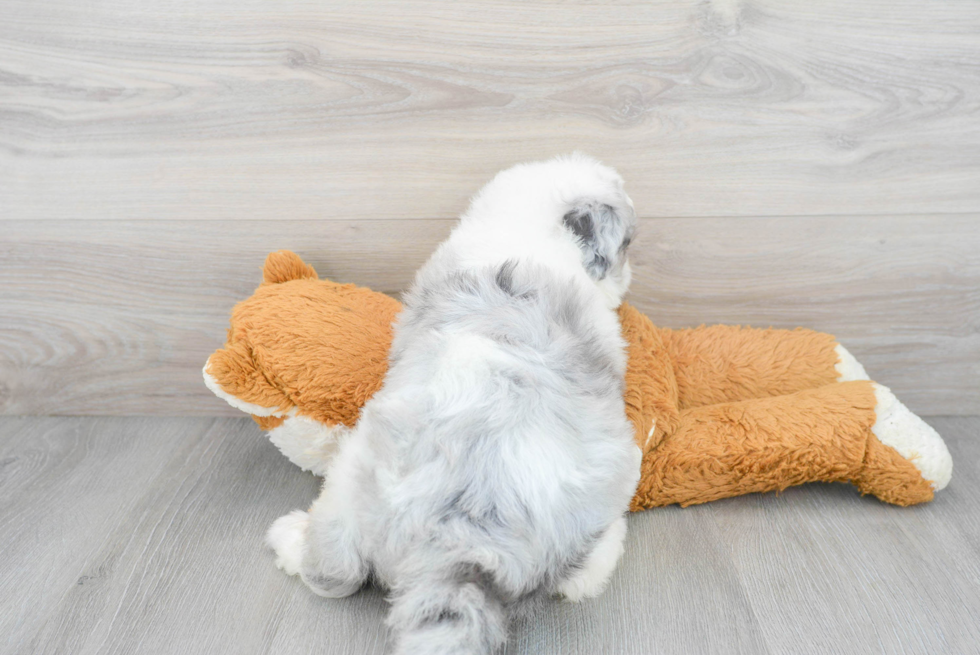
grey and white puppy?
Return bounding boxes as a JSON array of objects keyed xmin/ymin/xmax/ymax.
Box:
[{"xmin": 268, "ymin": 153, "xmax": 641, "ymax": 655}]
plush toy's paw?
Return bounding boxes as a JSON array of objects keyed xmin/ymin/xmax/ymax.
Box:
[
  {"xmin": 559, "ymin": 516, "xmax": 628, "ymax": 602},
  {"xmin": 872, "ymin": 384, "xmax": 953, "ymax": 491},
  {"xmin": 266, "ymin": 510, "xmax": 310, "ymax": 576}
]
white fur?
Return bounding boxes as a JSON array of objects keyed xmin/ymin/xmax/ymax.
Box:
[
  {"xmin": 834, "ymin": 344, "xmax": 870, "ymax": 381},
  {"xmin": 269, "ymin": 154, "xmax": 641, "ymax": 653},
  {"xmin": 871, "ymin": 383, "xmax": 953, "ymax": 491},
  {"xmin": 436, "ymin": 153, "xmax": 634, "ymax": 313},
  {"xmin": 266, "ymin": 509, "xmax": 309, "ymax": 576},
  {"xmin": 559, "ymin": 515, "xmax": 628, "ymax": 602}
]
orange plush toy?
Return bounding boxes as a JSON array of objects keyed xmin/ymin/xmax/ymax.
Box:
[{"xmin": 204, "ymin": 251, "xmax": 952, "ymax": 509}]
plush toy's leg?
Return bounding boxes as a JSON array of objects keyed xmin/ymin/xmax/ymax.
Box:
[
  {"xmin": 557, "ymin": 515, "xmax": 628, "ymax": 602},
  {"xmin": 631, "ymin": 380, "xmax": 950, "ymax": 510},
  {"xmin": 657, "ymin": 325, "xmax": 869, "ymax": 409},
  {"xmin": 861, "ymin": 383, "xmax": 952, "ymax": 497},
  {"xmin": 266, "ymin": 439, "xmax": 369, "ymax": 597}
]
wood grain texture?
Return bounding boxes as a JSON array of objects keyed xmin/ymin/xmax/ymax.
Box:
[
  {"xmin": 2, "ymin": 216, "xmax": 977, "ymax": 417},
  {"xmin": 2, "ymin": 416, "xmax": 977, "ymax": 654},
  {"xmin": 0, "ymin": 417, "xmax": 195, "ymax": 651},
  {"xmin": 709, "ymin": 416, "xmax": 980, "ymax": 655},
  {"xmin": 632, "ymin": 215, "xmax": 980, "ymax": 415},
  {"xmin": 4, "ymin": 417, "xmax": 389, "ymax": 655},
  {"xmin": 1, "ymin": 0, "xmax": 979, "ymax": 221},
  {"xmin": 509, "ymin": 504, "xmax": 771, "ymax": 655}
]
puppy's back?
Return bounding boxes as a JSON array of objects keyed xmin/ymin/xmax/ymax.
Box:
[{"xmin": 368, "ymin": 262, "xmax": 638, "ymax": 655}]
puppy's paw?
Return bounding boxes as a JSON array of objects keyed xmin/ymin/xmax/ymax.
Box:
[
  {"xmin": 266, "ymin": 510, "xmax": 310, "ymax": 576},
  {"xmin": 559, "ymin": 517, "xmax": 628, "ymax": 602},
  {"xmin": 872, "ymin": 384, "xmax": 953, "ymax": 491},
  {"xmin": 558, "ymin": 573, "xmax": 596, "ymax": 603}
]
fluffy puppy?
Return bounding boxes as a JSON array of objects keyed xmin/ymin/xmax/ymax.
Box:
[{"xmin": 268, "ymin": 153, "xmax": 641, "ymax": 655}]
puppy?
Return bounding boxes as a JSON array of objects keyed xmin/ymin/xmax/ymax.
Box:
[{"xmin": 268, "ymin": 153, "xmax": 641, "ymax": 654}]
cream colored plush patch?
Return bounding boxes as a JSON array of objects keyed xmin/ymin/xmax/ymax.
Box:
[
  {"xmin": 835, "ymin": 344, "xmax": 870, "ymax": 381},
  {"xmin": 203, "ymin": 364, "xmax": 286, "ymax": 417},
  {"xmin": 267, "ymin": 415, "xmax": 350, "ymax": 477},
  {"xmin": 872, "ymin": 383, "xmax": 953, "ymax": 490}
]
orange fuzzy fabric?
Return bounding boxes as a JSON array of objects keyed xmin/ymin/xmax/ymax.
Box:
[
  {"xmin": 630, "ymin": 380, "xmax": 933, "ymax": 509},
  {"xmin": 657, "ymin": 325, "xmax": 841, "ymax": 410},
  {"xmin": 205, "ymin": 251, "xmax": 934, "ymax": 508},
  {"xmin": 206, "ymin": 251, "xmax": 401, "ymax": 428}
]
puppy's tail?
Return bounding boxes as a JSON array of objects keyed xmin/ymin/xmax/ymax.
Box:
[{"xmin": 387, "ymin": 562, "xmax": 509, "ymax": 655}]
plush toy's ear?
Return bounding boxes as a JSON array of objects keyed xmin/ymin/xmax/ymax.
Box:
[
  {"xmin": 203, "ymin": 343, "xmax": 294, "ymax": 417},
  {"xmin": 262, "ymin": 250, "xmax": 319, "ymax": 285}
]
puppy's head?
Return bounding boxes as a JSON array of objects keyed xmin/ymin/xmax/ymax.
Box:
[
  {"xmin": 497, "ymin": 153, "xmax": 636, "ymax": 305},
  {"xmin": 460, "ymin": 153, "xmax": 636, "ymax": 306}
]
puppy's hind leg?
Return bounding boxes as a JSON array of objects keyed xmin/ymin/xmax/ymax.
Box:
[
  {"xmin": 558, "ymin": 515, "xmax": 628, "ymax": 602},
  {"xmin": 267, "ymin": 457, "xmax": 369, "ymax": 598}
]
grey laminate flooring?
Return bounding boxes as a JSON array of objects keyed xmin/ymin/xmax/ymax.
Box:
[{"xmin": 2, "ymin": 416, "xmax": 978, "ymax": 655}]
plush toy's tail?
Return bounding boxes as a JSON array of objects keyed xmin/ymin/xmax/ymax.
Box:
[{"xmin": 262, "ymin": 250, "xmax": 319, "ymax": 285}]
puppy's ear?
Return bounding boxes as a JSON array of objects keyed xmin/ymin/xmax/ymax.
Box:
[{"xmin": 562, "ymin": 201, "xmax": 635, "ymax": 281}]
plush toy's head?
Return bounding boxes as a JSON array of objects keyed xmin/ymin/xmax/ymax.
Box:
[
  {"xmin": 204, "ymin": 250, "xmax": 675, "ymax": 450},
  {"xmin": 203, "ymin": 251, "xmax": 402, "ymax": 431}
]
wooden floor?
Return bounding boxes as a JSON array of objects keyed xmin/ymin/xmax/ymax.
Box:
[{"xmin": 2, "ymin": 415, "xmax": 978, "ymax": 654}]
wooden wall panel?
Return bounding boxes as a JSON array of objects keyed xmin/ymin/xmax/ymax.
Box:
[
  {"xmin": 2, "ymin": 0, "xmax": 979, "ymax": 221},
  {"xmin": 1, "ymin": 216, "xmax": 976, "ymax": 417}
]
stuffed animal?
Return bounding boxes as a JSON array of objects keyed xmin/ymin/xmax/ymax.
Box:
[{"xmin": 204, "ymin": 251, "xmax": 952, "ymax": 509}]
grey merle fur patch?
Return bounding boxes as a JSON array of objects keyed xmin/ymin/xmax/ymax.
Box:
[{"xmin": 562, "ymin": 201, "xmax": 635, "ymax": 281}]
